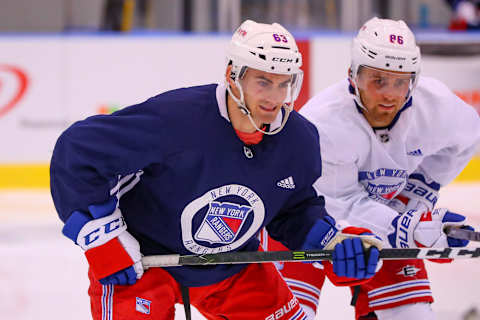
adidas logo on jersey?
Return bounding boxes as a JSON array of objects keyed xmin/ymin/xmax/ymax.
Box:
[
  {"xmin": 277, "ymin": 176, "xmax": 295, "ymax": 189},
  {"xmin": 407, "ymin": 149, "xmax": 423, "ymax": 156}
]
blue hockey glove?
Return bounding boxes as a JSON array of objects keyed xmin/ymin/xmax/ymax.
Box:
[
  {"xmin": 302, "ymin": 216, "xmax": 383, "ymax": 286},
  {"xmin": 62, "ymin": 197, "xmax": 144, "ymax": 285}
]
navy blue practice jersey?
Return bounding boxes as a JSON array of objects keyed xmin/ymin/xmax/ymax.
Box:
[{"xmin": 50, "ymin": 83, "xmax": 327, "ymax": 286}]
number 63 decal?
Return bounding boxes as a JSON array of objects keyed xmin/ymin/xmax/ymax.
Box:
[{"xmin": 273, "ymin": 33, "xmax": 288, "ymax": 43}]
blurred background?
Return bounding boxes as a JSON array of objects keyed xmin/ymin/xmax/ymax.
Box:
[
  {"xmin": 0, "ymin": 0, "xmax": 479, "ymax": 319},
  {"xmin": 0, "ymin": 0, "xmax": 479, "ymax": 32}
]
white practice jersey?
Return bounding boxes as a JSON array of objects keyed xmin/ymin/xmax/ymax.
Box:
[{"xmin": 300, "ymin": 76, "xmax": 480, "ymax": 245}]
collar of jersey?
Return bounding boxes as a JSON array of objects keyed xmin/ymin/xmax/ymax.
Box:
[
  {"xmin": 215, "ymin": 83, "xmax": 283, "ymax": 132},
  {"xmin": 348, "ymin": 83, "xmax": 413, "ymax": 131}
]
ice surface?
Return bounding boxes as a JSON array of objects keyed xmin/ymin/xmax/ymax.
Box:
[{"xmin": 0, "ymin": 185, "xmax": 479, "ymax": 319}]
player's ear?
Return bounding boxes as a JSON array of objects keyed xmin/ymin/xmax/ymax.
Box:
[
  {"xmin": 225, "ymin": 65, "xmax": 236, "ymax": 88},
  {"xmin": 348, "ymin": 67, "xmax": 355, "ymax": 88}
]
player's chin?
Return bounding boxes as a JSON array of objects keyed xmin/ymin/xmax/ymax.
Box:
[
  {"xmin": 376, "ymin": 115, "xmax": 397, "ymax": 127},
  {"xmin": 260, "ymin": 112, "xmax": 281, "ymax": 125}
]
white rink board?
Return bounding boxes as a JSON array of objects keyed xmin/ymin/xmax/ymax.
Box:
[
  {"xmin": 0, "ymin": 35, "xmax": 229, "ymax": 163},
  {"xmin": 1, "ymin": 34, "xmax": 480, "ymax": 163},
  {"xmin": 1, "ymin": 184, "xmax": 479, "ymax": 320}
]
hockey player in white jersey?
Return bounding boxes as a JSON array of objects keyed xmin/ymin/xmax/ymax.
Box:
[{"xmin": 289, "ymin": 17, "xmax": 480, "ymax": 319}]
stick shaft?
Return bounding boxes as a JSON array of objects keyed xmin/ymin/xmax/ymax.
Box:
[
  {"xmin": 445, "ymin": 227, "xmax": 480, "ymax": 242},
  {"xmin": 142, "ymin": 247, "xmax": 480, "ymax": 268}
]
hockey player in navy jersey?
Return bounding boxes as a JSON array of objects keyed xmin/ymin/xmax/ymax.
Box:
[
  {"xmin": 266, "ymin": 17, "xmax": 480, "ymax": 320},
  {"xmin": 50, "ymin": 20, "xmax": 382, "ymax": 320}
]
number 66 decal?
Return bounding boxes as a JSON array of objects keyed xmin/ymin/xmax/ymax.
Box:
[{"xmin": 390, "ymin": 34, "xmax": 404, "ymax": 44}]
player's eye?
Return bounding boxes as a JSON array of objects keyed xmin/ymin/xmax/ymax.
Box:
[
  {"xmin": 279, "ymin": 81, "xmax": 290, "ymax": 89},
  {"xmin": 394, "ymin": 79, "xmax": 409, "ymax": 87},
  {"xmin": 373, "ymin": 78, "xmax": 385, "ymax": 86},
  {"xmin": 257, "ymin": 80, "xmax": 270, "ymax": 88}
]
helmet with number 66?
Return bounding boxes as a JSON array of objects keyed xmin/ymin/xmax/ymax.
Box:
[
  {"xmin": 350, "ymin": 17, "xmax": 421, "ymax": 110},
  {"xmin": 351, "ymin": 17, "xmax": 421, "ymax": 77}
]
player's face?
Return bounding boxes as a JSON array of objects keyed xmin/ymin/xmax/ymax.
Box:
[
  {"xmin": 356, "ymin": 66, "xmax": 413, "ymax": 127},
  {"xmin": 240, "ymin": 68, "xmax": 292, "ymax": 126}
]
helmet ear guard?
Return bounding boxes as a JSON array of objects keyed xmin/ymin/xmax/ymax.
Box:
[{"xmin": 225, "ymin": 20, "xmax": 303, "ymax": 135}]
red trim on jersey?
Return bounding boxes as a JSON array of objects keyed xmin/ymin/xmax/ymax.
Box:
[
  {"xmin": 367, "ymin": 285, "xmax": 432, "ymax": 302},
  {"xmin": 284, "ymin": 277, "xmax": 321, "ymax": 312},
  {"xmin": 235, "ymin": 128, "xmax": 264, "ymax": 145},
  {"xmin": 395, "ymin": 194, "xmax": 410, "ymax": 205},
  {"xmin": 352, "ymin": 259, "xmax": 433, "ymax": 319},
  {"xmin": 369, "ymin": 296, "xmax": 434, "ymax": 312},
  {"xmin": 85, "ymin": 237, "xmax": 134, "ymax": 280}
]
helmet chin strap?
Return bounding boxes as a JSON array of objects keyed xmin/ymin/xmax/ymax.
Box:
[
  {"xmin": 350, "ymin": 77, "xmax": 368, "ymax": 112},
  {"xmin": 225, "ymin": 78, "xmax": 293, "ymax": 136}
]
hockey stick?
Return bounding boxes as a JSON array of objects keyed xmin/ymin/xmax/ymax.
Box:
[
  {"xmin": 141, "ymin": 247, "xmax": 480, "ymax": 268},
  {"xmin": 445, "ymin": 226, "xmax": 480, "ymax": 242}
]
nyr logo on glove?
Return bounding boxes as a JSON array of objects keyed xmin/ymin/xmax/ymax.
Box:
[
  {"xmin": 181, "ymin": 184, "xmax": 265, "ymax": 254},
  {"xmin": 195, "ymin": 201, "xmax": 252, "ymax": 244}
]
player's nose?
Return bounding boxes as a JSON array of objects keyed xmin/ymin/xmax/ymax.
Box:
[
  {"xmin": 266, "ymin": 88, "xmax": 287, "ymax": 107},
  {"xmin": 381, "ymin": 88, "xmax": 400, "ymax": 101}
]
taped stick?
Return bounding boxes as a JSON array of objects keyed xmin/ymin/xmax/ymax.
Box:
[{"xmin": 142, "ymin": 247, "xmax": 480, "ymax": 269}]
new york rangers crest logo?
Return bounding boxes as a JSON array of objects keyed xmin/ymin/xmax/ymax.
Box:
[
  {"xmin": 181, "ymin": 184, "xmax": 265, "ymax": 254},
  {"xmin": 359, "ymin": 168, "xmax": 408, "ymax": 204},
  {"xmin": 135, "ymin": 297, "xmax": 151, "ymax": 314},
  {"xmin": 195, "ymin": 201, "xmax": 252, "ymax": 244}
]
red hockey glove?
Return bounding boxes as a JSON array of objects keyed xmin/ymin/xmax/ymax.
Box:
[{"xmin": 62, "ymin": 197, "xmax": 144, "ymax": 285}]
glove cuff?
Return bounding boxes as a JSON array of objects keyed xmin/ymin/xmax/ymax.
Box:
[
  {"xmin": 323, "ymin": 261, "xmax": 372, "ymax": 287},
  {"xmin": 400, "ymin": 174, "xmax": 440, "ymax": 212},
  {"xmin": 85, "ymin": 237, "xmax": 135, "ymax": 280},
  {"xmin": 302, "ymin": 216, "xmax": 337, "ymax": 250},
  {"xmin": 389, "ymin": 209, "xmax": 422, "ymax": 248},
  {"xmin": 63, "ymin": 207, "xmax": 127, "ymax": 250}
]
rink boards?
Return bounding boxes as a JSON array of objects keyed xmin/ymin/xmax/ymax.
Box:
[{"xmin": 0, "ymin": 33, "xmax": 479, "ymax": 188}]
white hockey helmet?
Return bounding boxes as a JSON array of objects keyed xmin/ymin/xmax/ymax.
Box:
[
  {"xmin": 225, "ymin": 20, "xmax": 303, "ymax": 135},
  {"xmin": 350, "ymin": 17, "xmax": 421, "ymax": 109}
]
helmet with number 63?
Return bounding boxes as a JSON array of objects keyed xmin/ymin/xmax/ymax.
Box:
[{"xmin": 225, "ymin": 20, "xmax": 303, "ymax": 135}]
